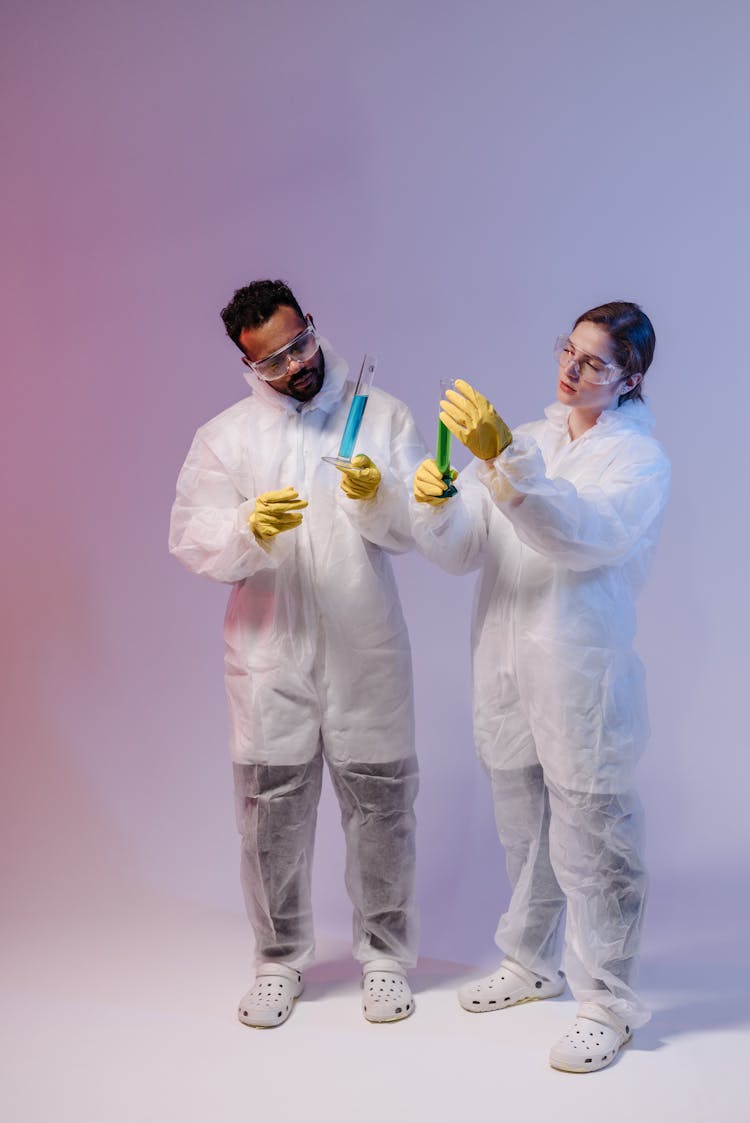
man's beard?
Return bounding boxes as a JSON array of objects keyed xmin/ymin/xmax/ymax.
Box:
[{"xmin": 287, "ymin": 353, "xmax": 325, "ymax": 401}]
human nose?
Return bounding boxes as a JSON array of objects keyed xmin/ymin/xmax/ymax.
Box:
[{"xmin": 561, "ymin": 353, "xmax": 580, "ymax": 379}]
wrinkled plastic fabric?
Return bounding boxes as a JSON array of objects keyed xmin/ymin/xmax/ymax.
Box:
[
  {"xmin": 169, "ymin": 341, "xmax": 426, "ymax": 969},
  {"xmin": 412, "ymin": 399, "xmax": 671, "ymax": 795},
  {"xmin": 169, "ymin": 341, "xmax": 427, "ymax": 768},
  {"xmin": 233, "ymin": 756, "xmax": 419, "ymax": 970},
  {"xmin": 488, "ymin": 764, "xmax": 649, "ymax": 1027},
  {"xmin": 412, "ymin": 398, "xmax": 670, "ymax": 1024}
]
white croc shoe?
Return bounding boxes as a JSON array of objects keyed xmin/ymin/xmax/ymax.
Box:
[
  {"xmin": 237, "ymin": 962, "xmax": 303, "ymax": 1028},
  {"xmin": 362, "ymin": 958, "xmax": 414, "ymax": 1023},
  {"xmin": 549, "ymin": 1002, "xmax": 632, "ymax": 1073},
  {"xmin": 458, "ymin": 958, "xmax": 566, "ymax": 1013}
]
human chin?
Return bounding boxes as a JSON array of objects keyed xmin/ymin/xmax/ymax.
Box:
[{"xmin": 288, "ymin": 360, "xmax": 324, "ymax": 401}]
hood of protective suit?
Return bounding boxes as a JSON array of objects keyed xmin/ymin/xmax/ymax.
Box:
[
  {"xmin": 241, "ymin": 338, "xmax": 349, "ymax": 418},
  {"xmin": 543, "ymin": 398, "xmax": 656, "ymax": 438}
]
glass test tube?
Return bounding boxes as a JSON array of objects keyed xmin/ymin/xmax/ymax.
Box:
[
  {"xmin": 323, "ymin": 353, "xmax": 377, "ymax": 466},
  {"xmin": 436, "ymin": 382, "xmax": 452, "ymax": 475},
  {"xmin": 436, "ymin": 379, "xmax": 457, "ymax": 495}
]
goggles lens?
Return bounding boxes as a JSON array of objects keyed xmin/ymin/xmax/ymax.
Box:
[
  {"xmin": 553, "ymin": 335, "xmax": 622, "ymax": 385},
  {"xmin": 253, "ymin": 322, "xmax": 320, "ymax": 381}
]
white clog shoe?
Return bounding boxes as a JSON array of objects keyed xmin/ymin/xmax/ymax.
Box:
[
  {"xmin": 237, "ymin": 962, "xmax": 303, "ymax": 1028},
  {"xmin": 549, "ymin": 1002, "xmax": 632, "ymax": 1073},
  {"xmin": 362, "ymin": 958, "xmax": 414, "ymax": 1023},
  {"xmin": 458, "ymin": 958, "xmax": 566, "ymax": 1012}
]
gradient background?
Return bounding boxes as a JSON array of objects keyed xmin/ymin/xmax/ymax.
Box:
[{"xmin": 2, "ymin": 1, "xmax": 748, "ymax": 1119}]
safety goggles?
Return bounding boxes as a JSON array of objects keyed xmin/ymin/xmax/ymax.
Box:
[
  {"xmin": 243, "ymin": 316, "xmax": 320, "ymax": 382},
  {"xmin": 553, "ymin": 335, "xmax": 624, "ymax": 386}
]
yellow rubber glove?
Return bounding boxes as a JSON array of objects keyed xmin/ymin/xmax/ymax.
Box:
[
  {"xmin": 413, "ymin": 458, "xmax": 458, "ymax": 506},
  {"xmin": 248, "ymin": 487, "xmax": 308, "ymax": 543},
  {"xmin": 439, "ymin": 378, "xmax": 512, "ymax": 461},
  {"xmin": 336, "ymin": 453, "xmax": 382, "ymax": 501}
]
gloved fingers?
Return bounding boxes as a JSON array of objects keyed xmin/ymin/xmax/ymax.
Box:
[
  {"xmin": 267, "ymin": 509, "xmax": 306, "ymax": 527},
  {"xmin": 439, "ymin": 393, "xmax": 478, "ymax": 430},
  {"xmin": 415, "ymin": 477, "xmax": 447, "ymax": 497},
  {"xmin": 341, "ymin": 483, "xmax": 367, "ymax": 499},
  {"xmin": 334, "ymin": 453, "xmax": 377, "ymax": 477},
  {"xmin": 438, "ymin": 408, "xmax": 474, "ymax": 445},
  {"xmin": 453, "ymin": 378, "xmax": 491, "ymax": 412},
  {"xmin": 442, "ymin": 385, "xmax": 477, "ymax": 415},
  {"xmin": 415, "ymin": 458, "xmax": 445, "ymax": 486},
  {"xmin": 258, "ymin": 486, "xmax": 306, "ymax": 505},
  {"xmin": 258, "ymin": 494, "xmax": 308, "ymax": 513},
  {"xmin": 414, "ymin": 460, "xmax": 455, "ymax": 504}
]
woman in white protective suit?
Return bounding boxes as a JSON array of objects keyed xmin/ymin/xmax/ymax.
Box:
[
  {"xmin": 412, "ymin": 301, "xmax": 670, "ymax": 1073},
  {"xmin": 170, "ymin": 280, "xmax": 426, "ymax": 1028}
]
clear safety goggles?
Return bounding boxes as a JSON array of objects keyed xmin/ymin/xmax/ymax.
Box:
[
  {"xmin": 243, "ymin": 316, "xmax": 320, "ymax": 382},
  {"xmin": 553, "ymin": 334, "xmax": 624, "ymax": 386}
]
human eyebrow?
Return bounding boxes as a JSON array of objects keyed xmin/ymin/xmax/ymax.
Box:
[{"xmin": 569, "ymin": 339, "xmax": 609, "ymax": 368}]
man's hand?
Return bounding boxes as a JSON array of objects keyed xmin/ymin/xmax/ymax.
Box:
[
  {"xmin": 249, "ymin": 487, "xmax": 308, "ymax": 542},
  {"xmin": 439, "ymin": 378, "xmax": 512, "ymax": 461},
  {"xmin": 413, "ymin": 458, "xmax": 457, "ymax": 506},
  {"xmin": 336, "ymin": 454, "xmax": 382, "ymax": 501}
]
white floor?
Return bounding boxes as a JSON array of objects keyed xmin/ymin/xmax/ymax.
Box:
[{"xmin": 4, "ymin": 892, "xmax": 747, "ymax": 1123}]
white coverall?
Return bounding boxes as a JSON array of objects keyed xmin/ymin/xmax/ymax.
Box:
[
  {"xmin": 169, "ymin": 342, "xmax": 426, "ymax": 970},
  {"xmin": 411, "ymin": 399, "xmax": 670, "ymax": 1026}
]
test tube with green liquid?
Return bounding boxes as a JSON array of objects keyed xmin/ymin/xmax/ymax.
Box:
[
  {"xmin": 436, "ymin": 379, "xmax": 457, "ymax": 496},
  {"xmin": 323, "ymin": 353, "xmax": 377, "ymax": 466}
]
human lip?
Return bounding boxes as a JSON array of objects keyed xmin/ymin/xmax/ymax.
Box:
[
  {"xmin": 559, "ymin": 378, "xmax": 576, "ymax": 394},
  {"xmin": 292, "ymin": 368, "xmax": 314, "ymax": 386}
]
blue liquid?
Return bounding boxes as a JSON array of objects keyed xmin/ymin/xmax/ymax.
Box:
[{"xmin": 338, "ymin": 394, "xmax": 368, "ymax": 459}]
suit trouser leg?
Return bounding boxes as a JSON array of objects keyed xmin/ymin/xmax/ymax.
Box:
[
  {"xmin": 489, "ymin": 762, "xmax": 568, "ymax": 979},
  {"xmin": 233, "ymin": 757, "xmax": 324, "ymax": 971},
  {"xmin": 546, "ymin": 779, "xmax": 650, "ymax": 1027},
  {"xmin": 327, "ymin": 755, "xmax": 420, "ymax": 970}
]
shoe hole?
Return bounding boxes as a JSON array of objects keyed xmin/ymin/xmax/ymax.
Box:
[
  {"xmin": 489, "ymin": 1000, "xmax": 496, "ymax": 1005},
  {"xmin": 585, "ymin": 1059, "xmax": 592, "ymax": 1064},
  {"xmin": 535, "ymin": 981, "xmax": 542, "ymax": 989},
  {"xmin": 395, "ymin": 1007, "xmax": 402, "ymax": 1014}
]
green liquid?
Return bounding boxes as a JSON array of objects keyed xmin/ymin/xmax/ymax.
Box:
[{"xmin": 436, "ymin": 419, "xmax": 451, "ymax": 475}]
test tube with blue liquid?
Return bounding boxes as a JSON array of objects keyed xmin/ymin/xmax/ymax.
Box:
[
  {"xmin": 437, "ymin": 379, "xmax": 457, "ymax": 496},
  {"xmin": 322, "ymin": 353, "xmax": 377, "ymax": 466}
]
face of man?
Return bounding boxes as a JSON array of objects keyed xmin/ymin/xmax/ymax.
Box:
[{"xmin": 239, "ymin": 305, "xmax": 325, "ymax": 402}]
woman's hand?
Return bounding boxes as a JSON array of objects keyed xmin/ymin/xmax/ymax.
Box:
[
  {"xmin": 413, "ymin": 458, "xmax": 457, "ymax": 506},
  {"xmin": 440, "ymin": 379, "xmax": 512, "ymax": 461}
]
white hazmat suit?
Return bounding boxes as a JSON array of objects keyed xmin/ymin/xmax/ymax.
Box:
[
  {"xmin": 412, "ymin": 399, "xmax": 670, "ymax": 1026},
  {"xmin": 169, "ymin": 341, "xmax": 426, "ymax": 970}
]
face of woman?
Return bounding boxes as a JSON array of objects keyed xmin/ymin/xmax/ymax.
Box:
[{"xmin": 556, "ymin": 321, "xmax": 638, "ymax": 413}]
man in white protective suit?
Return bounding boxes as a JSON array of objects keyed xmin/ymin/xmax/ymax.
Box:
[
  {"xmin": 411, "ymin": 301, "xmax": 670, "ymax": 1073},
  {"xmin": 169, "ymin": 279, "xmax": 426, "ymax": 1027}
]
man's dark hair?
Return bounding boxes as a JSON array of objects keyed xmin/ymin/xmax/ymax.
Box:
[
  {"xmin": 574, "ymin": 301, "xmax": 656, "ymax": 404},
  {"xmin": 220, "ymin": 279, "xmax": 304, "ymax": 350}
]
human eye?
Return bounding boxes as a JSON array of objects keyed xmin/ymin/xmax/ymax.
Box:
[{"xmin": 261, "ymin": 355, "xmax": 286, "ymax": 376}]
